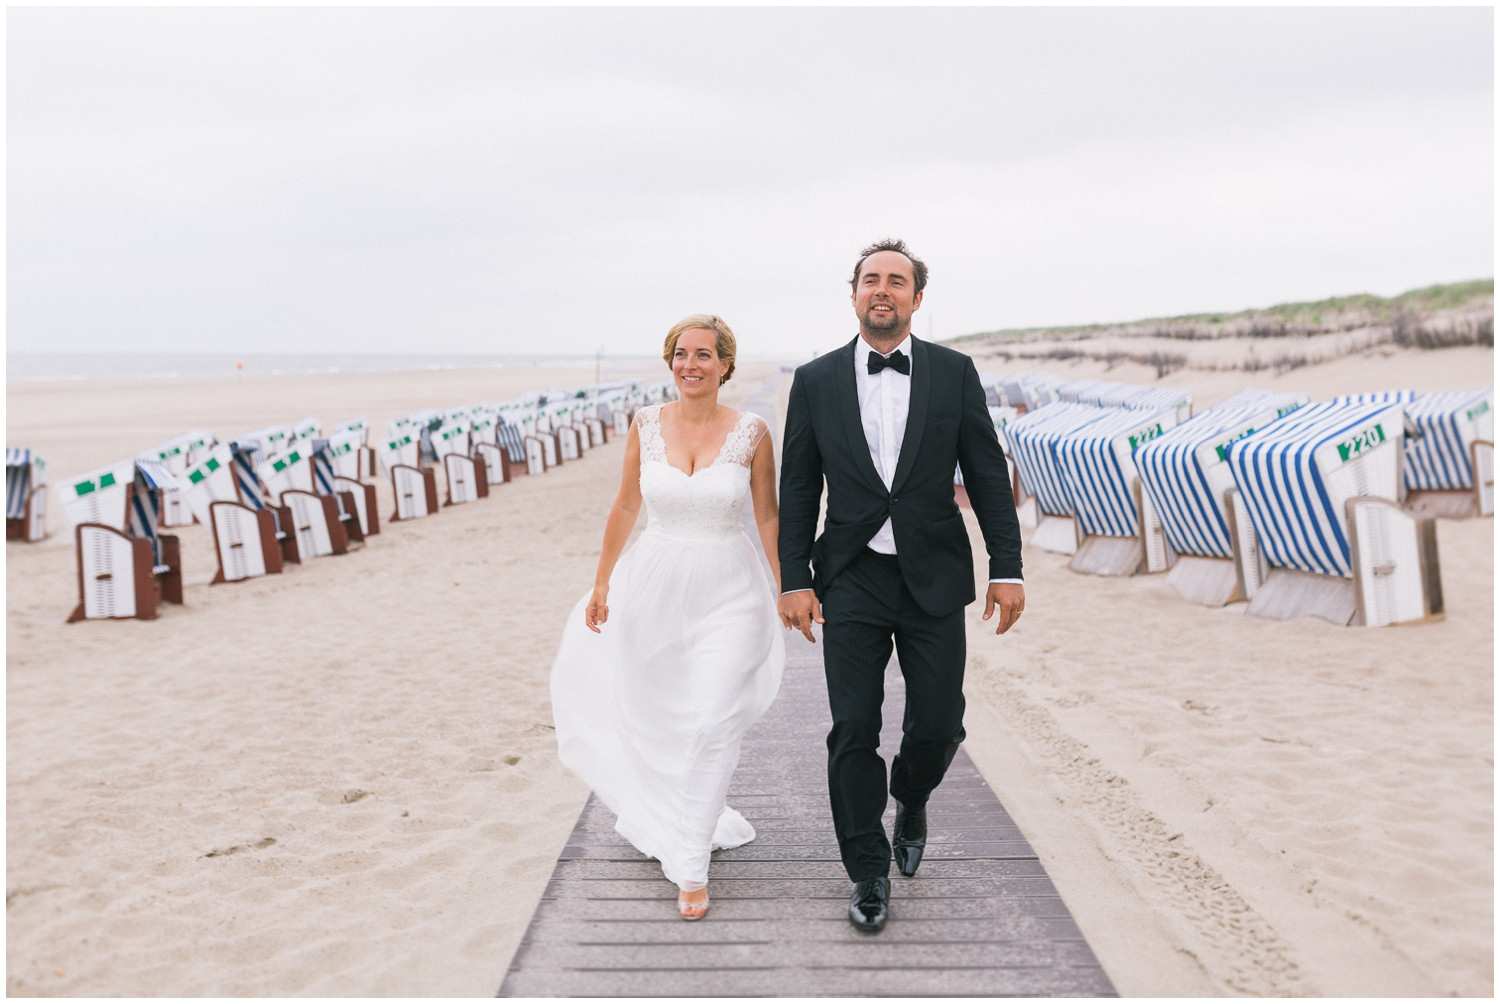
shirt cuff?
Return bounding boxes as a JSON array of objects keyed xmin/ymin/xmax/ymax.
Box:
[
  {"xmin": 988, "ymin": 578, "xmax": 1024, "ymax": 585},
  {"xmin": 780, "ymin": 588, "xmax": 816, "ymax": 596}
]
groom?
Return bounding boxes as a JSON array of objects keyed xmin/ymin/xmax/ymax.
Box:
[{"xmin": 778, "ymin": 239, "xmax": 1025, "ymax": 933}]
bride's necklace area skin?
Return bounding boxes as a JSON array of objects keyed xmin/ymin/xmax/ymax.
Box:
[{"xmin": 662, "ymin": 400, "xmax": 737, "ymax": 475}]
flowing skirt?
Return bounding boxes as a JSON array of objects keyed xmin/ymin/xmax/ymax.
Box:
[{"xmin": 550, "ymin": 528, "xmax": 785, "ymax": 890}]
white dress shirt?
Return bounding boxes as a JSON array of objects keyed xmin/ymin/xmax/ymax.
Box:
[{"xmin": 857, "ymin": 334, "xmax": 911, "ymax": 555}]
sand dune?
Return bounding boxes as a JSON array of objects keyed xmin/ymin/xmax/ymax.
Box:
[{"xmin": 6, "ymin": 344, "xmax": 1492, "ymax": 996}]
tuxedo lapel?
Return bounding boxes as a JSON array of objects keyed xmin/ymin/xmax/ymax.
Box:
[
  {"xmin": 835, "ymin": 337, "xmax": 889, "ymax": 496},
  {"xmin": 889, "ymin": 336, "xmax": 931, "ymax": 495}
]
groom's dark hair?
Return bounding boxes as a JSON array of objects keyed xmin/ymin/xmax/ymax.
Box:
[{"xmin": 850, "ymin": 238, "xmax": 928, "ymax": 294}]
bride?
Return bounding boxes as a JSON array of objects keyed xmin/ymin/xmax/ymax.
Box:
[{"xmin": 550, "ymin": 314, "xmax": 786, "ymax": 921}]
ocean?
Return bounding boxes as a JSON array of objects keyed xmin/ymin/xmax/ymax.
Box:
[{"xmin": 5, "ymin": 352, "xmax": 661, "ymax": 383}]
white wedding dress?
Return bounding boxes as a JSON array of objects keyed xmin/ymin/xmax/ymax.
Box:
[{"xmin": 550, "ymin": 404, "xmax": 786, "ymax": 891}]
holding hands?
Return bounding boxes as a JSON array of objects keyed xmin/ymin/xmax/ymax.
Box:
[{"xmin": 778, "ymin": 590, "xmax": 823, "ymax": 644}]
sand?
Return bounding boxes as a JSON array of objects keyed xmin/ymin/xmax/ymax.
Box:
[{"xmin": 6, "ymin": 344, "xmax": 1493, "ymax": 996}]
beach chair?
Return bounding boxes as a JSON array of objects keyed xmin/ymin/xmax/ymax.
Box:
[
  {"xmin": 256, "ymin": 444, "xmax": 355, "ymax": 559},
  {"xmin": 289, "ymin": 417, "xmax": 321, "ymax": 454},
  {"xmin": 494, "ymin": 416, "xmax": 538, "ymax": 478},
  {"xmin": 331, "ymin": 418, "xmax": 378, "ymax": 478},
  {"xmin": 379, "ymin": 427, "xmax": 439, "ymax": 521},
  {"xmin": 391, "ymin": 463, "xmax": 439, "ymax": 520},
  {"xmin": 241, "ymin": 425, "xmax": 292, "ymax": 460},
  {"xmin": 1004, "ymin": 402, "xmax": 1120, "ymax": 555},
  {"xmin": 1346, "ymin": 496, "xmax": 1444, "ymax": 627},
  {"xmin": 225, "ymin": 440, "xmax": 304, "ymax": 565},
  {"xmin": 176, "ymin": 444, "xmax": 286, "ymax": 584},
  {"xmin": 952, "ymin": 406, "xmax": 1024, "ymax": 516},
  {"xmin": 1225, "ymin": 398, "xmax": 1409, "ymax": 625},
  {"xmin": 144, "ymin": 431, "xmax": 214, "ymax": 527},
  {"xmin": 528, "ymin": 413, "xmax": 561, "ymax": 469},
  {"xmin": 1048, "ymin": 405, "xmax": 1184, "ymax": 576},
  {"xmin": 6, "ymin": 449, "xmax": 48, "ymax": 542},
  {"xmin": 1401, "ymin": 390, "xmax": 1494, "ymax": 519},
  {"xmin": 1135, "ymin": 390, "xmax": 1308, "ymax": 605},
  {"xmin": 60, "ymin": 458, "xmax": 183, "ymax": 621},
  {"xmin": 1000, "ymin": 372, "xmax": 1062, "ymax": 413},
  {"xmin": 442, "ymin": 450, "xmax": 489, "ymax": 505},
  {"xmin": 314, "ymin": 433, "xmax": 379, "ymax": 539},
  {"xmin": 1475, "ymin": 440, "xmax": 1495, "ymax": 517},
  {"xmin": 310, "ymin": 439, "xmax": 370, "ymax": 545},
  {"xmin": 557, "ymin": 421, "xmax": 583, "ymax": 462},
  {"xmin": 431, "ymin": 420, "xmax": 471, "ymax": 461}
]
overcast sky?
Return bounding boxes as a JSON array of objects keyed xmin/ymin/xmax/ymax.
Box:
[{"xmin": 7, "ymin": 6, "xmax": 1494, "ymax": 360}]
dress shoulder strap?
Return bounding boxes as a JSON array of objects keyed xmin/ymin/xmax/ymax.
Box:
[
  {"xmin": 718, "ymin": 411, "xmax": 768, "ymax": 469},
  {"xmin": 635, "ymin": 404, "xmax": 666, "ymax": 463}
]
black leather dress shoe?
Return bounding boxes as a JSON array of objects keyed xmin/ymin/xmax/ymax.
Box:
[
  {"xmin": 892, "ymin": 800, "xmax": 928, "ymax": 877},
  {"xmin": 848, "ymin": 876, "xmax": 889, "ymax": 932}
]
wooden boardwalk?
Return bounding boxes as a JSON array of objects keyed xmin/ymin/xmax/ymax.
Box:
[{"xmin": 500, "ymin": 632, "xmax": 1116, "ymax": 996}]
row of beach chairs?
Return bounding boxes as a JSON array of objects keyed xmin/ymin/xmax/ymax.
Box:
[
  {"xmin": 980, "ymin": 372, "xmax": 1493, "ymax": 628},
  {"xmin": 33, "ymin": 379, "xmax": 675, "ymax": 623}
]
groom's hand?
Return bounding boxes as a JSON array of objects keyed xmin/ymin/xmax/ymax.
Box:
[
  {"xmin": 779, "ymin": 589, "xmax": 824, "ymax": 644},
  {"xmin": 982, "ymin": 582, "xmax": 1025, "ymax": 635}
]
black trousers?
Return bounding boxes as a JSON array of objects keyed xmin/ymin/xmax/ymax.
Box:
[{"xmin": 820, "ymin": 548, "xmax": 966, "ymax": 881}]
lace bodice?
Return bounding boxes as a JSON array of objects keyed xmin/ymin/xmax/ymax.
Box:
[{"xmin": 636, "ymin": 405, "xmax": 765, "ymax": 542}]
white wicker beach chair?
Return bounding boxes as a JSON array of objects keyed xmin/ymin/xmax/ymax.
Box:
[{"xmin": 6, "ymin": 448, "xmax": 48, "ymax": 542}]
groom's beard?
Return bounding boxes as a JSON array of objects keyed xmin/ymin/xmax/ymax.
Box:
[{"xmin": 858, "ymin": 302, "xmax": 909, "ymax": 337}]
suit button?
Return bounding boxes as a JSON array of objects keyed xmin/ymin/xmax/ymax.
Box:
[{"xmin": 891, "ymin": 497, "xmax": 899, "ymax": 503}]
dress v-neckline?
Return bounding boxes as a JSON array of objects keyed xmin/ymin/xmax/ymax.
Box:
[{"xmin": 658, "ymin": 405, "xmax": 744, "ymax": 478}]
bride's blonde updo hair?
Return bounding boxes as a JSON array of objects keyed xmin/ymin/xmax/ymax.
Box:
[{"xmin": 663, "ymin": 314, "xmax": 737, "ymax": 386}]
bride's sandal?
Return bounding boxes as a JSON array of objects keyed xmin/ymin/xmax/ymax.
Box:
[{"xmin": 677, "ymin": 890, "xmax": 710, "ymax": 921}]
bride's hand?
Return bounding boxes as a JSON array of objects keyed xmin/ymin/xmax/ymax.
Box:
[{"xmin": 585, "ymin": 586, "xmax": 609, "ymax": 633}]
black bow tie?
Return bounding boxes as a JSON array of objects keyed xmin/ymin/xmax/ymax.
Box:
[{"xmin": 867, "ymin": 349, "xmax": 910, "ymax": 376}]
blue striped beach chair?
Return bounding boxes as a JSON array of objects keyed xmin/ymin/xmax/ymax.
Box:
[
  {"xmin": 311, "ymin": 437, "xmax": 372, "ymax": 543},
  {"xmin": 1402, "ymin": 389, "xmax": 1494, "ymax": 518},
  {"xmin": 1050, "ymin": 405, "xmax": 1183, "ymax": 576},
  {"xmin": 1000, "ymin": 372, "xmax": 1063, "ymax": 412},
  {"xmin": 61, "ymin": 458, "xmax": 183, "ymax": 621},
  {"xmin": 1135, "ymin": 390, "xmax": 1308, "ymax": 604},
  {"xmin": 1004, "ymin": 403, "xmax": 1121, "ymax": 554},
  {"xmin": 227, "ymin": 441, "xmax": 301, "ymax": 566},
  {"xmin": 979, "ymin": 372, "xmax": 1004, "ymax": 407},
  {"xmin": 1225, "ymin": 398, "xmax": 1411, "ymax": 624},
  {"xmin": 495, "ymin": 415, "xmax": 536, "ymax": 475},
  {"xmin": 953, "ymin": 405, "xmax": 1028, "ymax": 522},
  {"xmin": 6, "ymin": 448, "xmax": 48, "ymax": 542}
]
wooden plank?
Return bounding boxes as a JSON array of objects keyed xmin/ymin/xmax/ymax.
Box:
[{"xmin": 500, "ymin": 605, "xmax": 1116, "ymax": 997}]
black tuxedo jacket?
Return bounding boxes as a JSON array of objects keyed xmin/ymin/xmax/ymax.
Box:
[{"xmin": 778, "ymin": 335, "xmax": 1023, "ymax": 617}]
